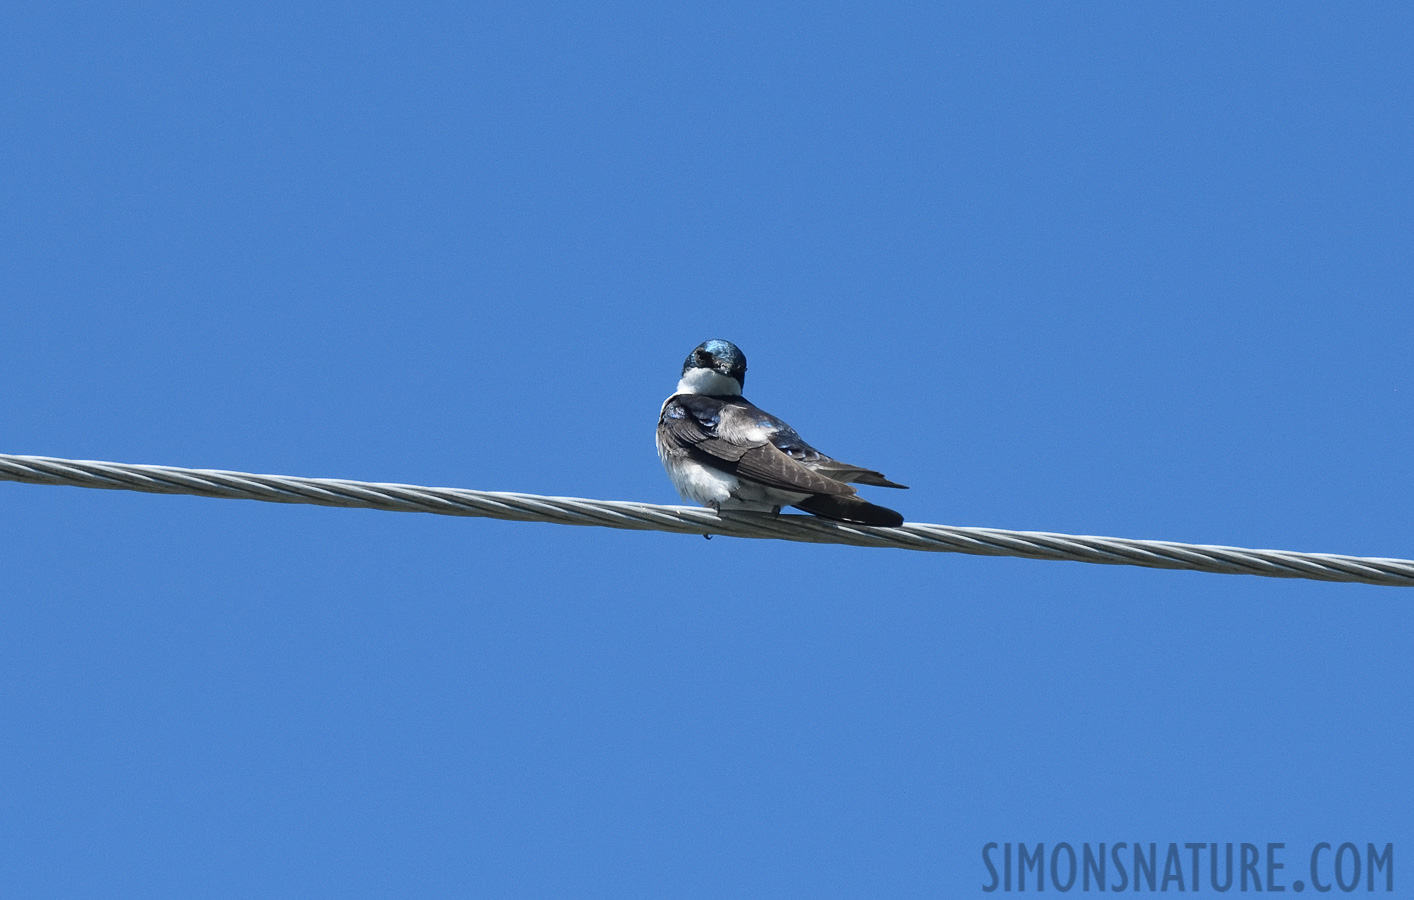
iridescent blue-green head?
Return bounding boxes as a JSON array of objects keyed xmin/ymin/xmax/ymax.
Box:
[{"xmin": 679, "ymin": 339, "xmax": 747, "ymax": 395}]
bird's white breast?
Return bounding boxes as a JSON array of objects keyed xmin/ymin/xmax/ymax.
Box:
[
  {"xmin": 674, "ymin": 369, "xmax": 742, "ymax": 396},
  {"xmin": 659, "ymin": 446, "xmax": 740, "ymax": 507}
]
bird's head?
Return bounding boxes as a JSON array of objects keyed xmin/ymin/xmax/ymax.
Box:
[{"xmin": 677, "ymin": 339, "xmax": 747, "ymax": 396}]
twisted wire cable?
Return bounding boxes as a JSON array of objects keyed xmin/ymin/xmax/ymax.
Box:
[{"xmin": 1, "ymin": 452, "xmax": 1411, "ymax": 587}]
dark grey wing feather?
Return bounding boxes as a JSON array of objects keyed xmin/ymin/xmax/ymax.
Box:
[
  {"xmin": 660, "ymin": 395, "xmax": 854, "ymax": 496},
  {"xmin": 659, "ymin": 395, "xmax": 748, "ymax": 462},
  {"xmin": 806, "ymin": 463, "xmax": 908, "ymax": 489},
  {"xmin": 730, "ymin": 444, "xmax": 853, "ymax": 495},
  {"xmin": 730, "ymin": 399, "xmax": 909, "ymax": 489}
]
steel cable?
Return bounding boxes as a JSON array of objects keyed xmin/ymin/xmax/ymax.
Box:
[{"xmin": 2, "ymin": 452, "xmax": 1410, "ymax": 586}]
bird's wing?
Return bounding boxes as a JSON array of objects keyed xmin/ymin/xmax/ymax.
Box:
[
  {"xmin": 804, "ymin": 461, "xmax": 908, "ymax": 489},
  {"xmin": 659, "ymin": 395, "xmax": 855, "ymax": 496},
  {"xmin": 731, "ymin": 399, "xmax": 909, "ymax": 490}
]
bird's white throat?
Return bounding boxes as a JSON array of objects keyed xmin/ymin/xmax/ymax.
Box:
[{"xmin": 675, "ymin": 368, "xmax": 742, "ymax": 396}]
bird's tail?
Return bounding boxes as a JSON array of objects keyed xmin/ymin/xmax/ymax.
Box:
[{"xmin": 792, "ymin": 494, "xmax": 904, "ymax": 527}]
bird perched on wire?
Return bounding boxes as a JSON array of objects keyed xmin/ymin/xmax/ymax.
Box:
[{"xmin": 656, "ymin": 339, "xmax": 907, "ymax": 527}]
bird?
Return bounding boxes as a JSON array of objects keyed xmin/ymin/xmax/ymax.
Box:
[{"xmin": 656, "ymin": 339, "xmax": 908, "ymax": 527}]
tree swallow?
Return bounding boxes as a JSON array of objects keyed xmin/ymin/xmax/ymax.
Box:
[{"xmin": 656, "ymin": 339, "xmax": 908, "ymax": 527}]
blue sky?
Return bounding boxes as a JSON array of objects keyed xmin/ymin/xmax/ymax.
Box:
[{"xmin": 1, "ymin": 3, "xmax": 1411, "ymax": 896}]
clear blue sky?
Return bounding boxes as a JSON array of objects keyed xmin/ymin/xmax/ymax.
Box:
[{"xmin": 2, "ymin": 3, "xmax": 1410, "ymax": 896}]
